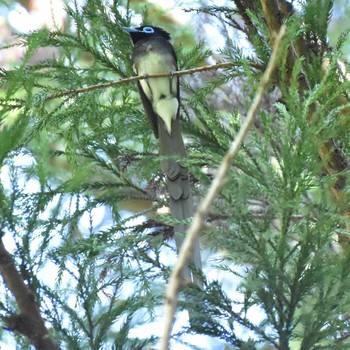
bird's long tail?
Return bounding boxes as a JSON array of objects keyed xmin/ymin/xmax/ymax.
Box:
[{"xmin": 158, "ymin": 118, "xmax": 202, "ymax": 286}]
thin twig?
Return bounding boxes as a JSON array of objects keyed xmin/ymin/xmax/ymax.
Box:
[
  {"xmin": 45, "ymin": 62, "xmax": 262, "ymax": 101},
  {"xmin": 159, "ymin": 25, "xmax": 286, "ymax": 350}
]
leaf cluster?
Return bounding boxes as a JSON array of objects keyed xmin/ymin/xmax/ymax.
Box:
[{"xmin": 1, "ymin": 0, "xmax": 350, "ymax": 349}]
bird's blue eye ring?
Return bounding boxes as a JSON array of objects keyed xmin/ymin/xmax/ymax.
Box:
[{"xmin": 143, "ymin": 27, "xmax": 154, "ymax": 34}]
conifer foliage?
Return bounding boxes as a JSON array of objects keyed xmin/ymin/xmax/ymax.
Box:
[{"xmin": 1, "ymin": 0, "xmax": 350, "ymax": 349}]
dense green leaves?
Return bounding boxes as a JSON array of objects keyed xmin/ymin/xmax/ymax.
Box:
[{"xmin": 1, "ymin": 0, "xmax": 350, "ymax": 349}]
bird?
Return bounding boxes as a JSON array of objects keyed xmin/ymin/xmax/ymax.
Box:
[{"xmin": 123, "ymin": 25, "xmax": 202, "ymax": 286}]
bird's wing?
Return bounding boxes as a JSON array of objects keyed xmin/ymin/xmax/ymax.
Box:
[{"xmin": 136, "ymin": 81, "xmax": 159, "ymax": 138}]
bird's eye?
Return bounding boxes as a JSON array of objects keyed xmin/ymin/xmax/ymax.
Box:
[{"xmin": 143, "ymin": 27, "xmax": 154, "ymax": 34}]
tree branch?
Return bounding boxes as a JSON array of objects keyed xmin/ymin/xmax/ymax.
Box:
[
  {"xmin": 0, "ymin": 236, "xmax": 60, "ymax": 350},
  {"xmin": 159, "ymin": 25, "xmax": 287, "ymax": 350},
  {"xmin": 45, "ymin": 62, "xmax": 262, "ymax": 101},
  {"xmin": 260, "ymin": 0, "xmax": 350, "ymax": 240}
]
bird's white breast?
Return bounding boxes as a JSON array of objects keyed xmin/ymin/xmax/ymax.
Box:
[{"xmin": 135, "ymin": 50, "xmax": 178, "ymax": 134}]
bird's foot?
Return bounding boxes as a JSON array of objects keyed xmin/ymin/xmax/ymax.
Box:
[
  {"xmin": 169, "ymin": 70, "xmax": 176, "ymax": 94},
  {"xmin": 143, "ymin": 73, "xmax": 149, "ymax": 82}
]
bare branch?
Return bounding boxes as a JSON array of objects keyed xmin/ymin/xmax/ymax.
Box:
[
  {"xmin": 159, "ymin": 25, "xmax": 286, "ymax": 350},
  {"xmin": 45, "ymin": 62, "xmax": 262, "ymax": 101},
  {"xmin": 0, "ymin": 236, "xmax": 60, "ymax": 350}
]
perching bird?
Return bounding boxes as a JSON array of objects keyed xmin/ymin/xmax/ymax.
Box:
[{"xmin": 123, "ymin": 25, "xmax": 202, "ymax": 286}]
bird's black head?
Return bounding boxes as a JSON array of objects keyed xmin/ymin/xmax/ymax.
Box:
[{"xmin": 123, "ymin": 26, "xmax": 171, "ymax": 44}]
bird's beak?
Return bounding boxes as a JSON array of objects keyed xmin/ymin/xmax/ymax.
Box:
[{"xmin": 122, "ymin": 27, "xmax": 140, "ymax": 33}]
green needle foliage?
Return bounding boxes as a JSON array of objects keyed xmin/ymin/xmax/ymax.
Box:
[{"xmin": 1, "ymin": 0, "xmax": 350, "ymax": 349}]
